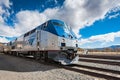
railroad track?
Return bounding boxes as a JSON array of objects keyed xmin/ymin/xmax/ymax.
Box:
[
  {"xmin": 75, "ymin": 54, "xmax": 120, "ymax": 79},
  {"xmin": 79, "ymin": 54, "xmax": 120, "ymax": 60},
  {"xmin": 62, "ymin": 64, "xmax": 120, "ymax": 80},
  {"xmin": 79, "ymin": 57, "xmax": 120, "ymax": 66}
]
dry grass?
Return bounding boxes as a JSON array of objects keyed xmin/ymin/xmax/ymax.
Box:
[
  {"xmin": 78, "ymin": 51, "xmax": 120, "ymax": 55},
  {"xmin": 88, "ymin": 52, "xmax": 120, "ymax": 55}
]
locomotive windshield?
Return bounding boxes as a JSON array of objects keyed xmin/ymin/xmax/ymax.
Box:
[
  {"xmin": 52, "ymin": 20, "xmax": 77, "ymax": 39},
  {"xmin": 53, "ymin": 22, "xmax": 64, "ymax": 27}
]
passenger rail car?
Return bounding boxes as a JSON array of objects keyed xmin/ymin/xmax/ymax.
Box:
[{"xmin": 5, "ymin": 19, "xmax": 79, "ymax": 65}]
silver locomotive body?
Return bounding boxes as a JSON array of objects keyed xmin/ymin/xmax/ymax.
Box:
[{"xmin": 6, "ymin": 19, "xmax": 79, "ymax": 65}]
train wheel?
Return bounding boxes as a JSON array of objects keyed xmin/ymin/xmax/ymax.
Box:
[
  {"xmin": 33, "ymin": 52, "xmax": 40, "ymax": 60},
  {"xmin": 44, "ymin": 51, "xmax": 48, "ymax": 62},
  {"xmin": 16, "ymin": 52, "xmax": 19, "ymax": 56}
]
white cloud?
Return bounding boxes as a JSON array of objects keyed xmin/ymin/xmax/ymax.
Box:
[
  {"xmin": 0, "ymin": 0, "xmax": 11, "ymax": 24},
  {"xmin": 41, "ymin": 0, "xmax": 120, "ymax": 37},
  {"xmin": 0, "ymin": 0, "xmax": 16, "ymax": 38},
  {"xmin": 0, "ymin": 37, "xmax": 9, "ymax": 43},
  {"xmin": 0, "ymin": 24, "xmax": 19, "ymax": 37},
  {"xmin": 0, "ymin": 6, "xmax": 5, "ymax": 15},
  {"xmin": 0, "ymin": 0, "xmax": 11, "ymax": 20},
  {"xmin": 0, "ymin": 10, "xmax": 48, "ymax": 37},
  {"xmin": 0, "ymin": 16, "xmax": 4, "ymax": 23},
  {"xmin": 79, "ymin": 31, "xmax": 120, "ymax": 45},
  {"xmin": 0, "ymin": 0, "xmax": 12, "ymax": 8},
  {"xmin": 0, "ymin": 0, "xmax": 14, "ymax": 39},
  {"xmin": 109, "ymin": 6, "xmax": 120, "ymax": 13},
  {"xmin": 14, "ymin": 10, "xmax": 48, "ymax": 35},
  {"xmin": 109, "ymin": 13, "xmax": 120, "ymax": 19}
]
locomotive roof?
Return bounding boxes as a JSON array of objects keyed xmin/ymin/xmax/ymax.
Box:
[{"xmin": 15, "ymin": 19, "xmax": 77, "ymax": 41}]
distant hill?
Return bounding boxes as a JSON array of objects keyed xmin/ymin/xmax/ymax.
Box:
[
  {"xmin": 108, "ymin": 45, "xmax": 120, "ymax": 49},
  {"xmin": 95, "ymin": 45, "xmax": 120, "ymax": 50},
  {"xmin": 88, "ymin": 45, "xmax": 120, "ymax": 52}
]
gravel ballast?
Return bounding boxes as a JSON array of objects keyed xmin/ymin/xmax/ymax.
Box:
[{"xmin": 0, "ymin": 53, "xmax": 105, "ymax": 80}]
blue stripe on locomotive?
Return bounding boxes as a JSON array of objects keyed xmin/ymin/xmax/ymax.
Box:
[{"xmin": 36, "ymin": 19, "xmax": 77, "ymax": 40}]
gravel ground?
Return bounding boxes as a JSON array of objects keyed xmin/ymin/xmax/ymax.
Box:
[
  {"xmin": 0, "ymin": 53, "xmax": 105, "ymax": 80},
  {"xmin": 78, "ymin": 59, "xmax": 120, "ymax": 72}
]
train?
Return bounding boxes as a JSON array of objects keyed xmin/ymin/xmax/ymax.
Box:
[{"xmin": 4, "ymin": 19, "xmax": 79, "ymax": 65}]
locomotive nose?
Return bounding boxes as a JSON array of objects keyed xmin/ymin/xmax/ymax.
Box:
[
  {"xmin": 54, "ymin": 53, "xmax": 79, "ymax": 65},
  {"xmin": 54, "ymin": 48, "xmax": 79, "ymax": 65},
  {"xmin": 67, "ymin": 49, "xmax": 74, "ymax": 54}
]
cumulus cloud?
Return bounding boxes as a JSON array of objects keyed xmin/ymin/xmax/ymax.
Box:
[
  {"xmin": 108, "ymin": 13, "xmax": 120, "ymax": 19},
  {"xmin": 0, "ymin": 10, "xmax": 48, "ymax": 37},
  {"xmin": 0, "ymin": 0, "xmax": 11, "ymax": 23},
  {"xmin": 0, "ymin": 0, "xmax": 12, "ymax": 8},
  {"xmin": 14, "ymin": 10, "xmax": 48, "ymax": 35},
  {"xmin": 79, "ymin": 31, "xmax": 120, "ymax": 45},
  {"xmin": 41, "ymin": 0, "xmax": 120, "ymax": 37},
  {"xmin": 0, "ymin": 0, "xmax": 15, "ymax": 37},
  {"xmin": 0, "ymin": 37, "xmax": 9, "ymax": 43}
]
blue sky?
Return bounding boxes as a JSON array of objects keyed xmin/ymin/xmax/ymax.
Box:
[
  {"xmin": 0, "ymin": 0, "xmax": 120, "ymax": 48},
  {"xmin": 80, "ymin": 11, "xmax": 120, "ymax": 38}
]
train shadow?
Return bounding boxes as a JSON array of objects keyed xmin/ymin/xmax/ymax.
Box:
[{"xmin": 0, "ymin": 53, "xmax": 59, "ymax": 72}]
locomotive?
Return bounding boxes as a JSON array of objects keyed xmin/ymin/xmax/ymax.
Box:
[{"xmin": 5, "ymin": 19, "xmax": 79, "ymax": 65}]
